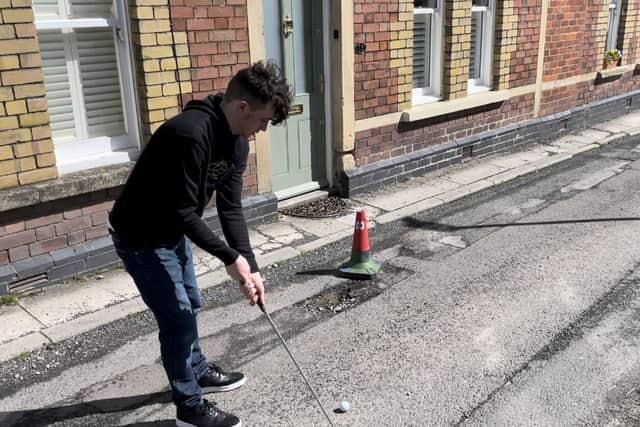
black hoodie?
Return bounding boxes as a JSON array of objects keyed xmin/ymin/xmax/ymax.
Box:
[{"xmin": 109, "ymin": 94, "xmax": 258, "ymax": 272}]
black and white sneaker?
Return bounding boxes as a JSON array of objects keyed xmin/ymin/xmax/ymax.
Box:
[
  {"xmin": 197, "ymin": 363, "xmax": 246, "ymax": 393},
  {"xmin": 176, "ymin": 399, "xmax": 241, "ymax": 427}
]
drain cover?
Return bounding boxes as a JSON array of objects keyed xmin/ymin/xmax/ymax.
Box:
[{"xmin": 280, "ymin": 196, "xmax": 348, "ymax": 218}]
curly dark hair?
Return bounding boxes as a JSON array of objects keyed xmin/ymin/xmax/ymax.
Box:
[{"xmin": 224, "ymin": 61, "xmax": 292, "ymax": 125}]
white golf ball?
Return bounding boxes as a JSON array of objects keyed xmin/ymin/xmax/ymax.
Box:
[{"xmin": 339, "ymin": 400, "xmax": 350, "ymax": 412}]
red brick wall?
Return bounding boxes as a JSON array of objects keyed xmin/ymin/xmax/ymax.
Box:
[
  {"xmin": 543, "ymin": 0, "xmax": 599, "ymax": 83},
  {"xmin": 0, "ymin": 192, "xmax": 116, "ymax": 266},
  {"xmin": 539, "ymin": 73, "xmax": 640, "ymax": 117},
  {"xmin": 354, "ymin": 0, "xmax": 399, "ymax": 120},
  {"xmin": 355, "ymin": 94, "xmax": 535, "ymax": 166},
  {"xmin": 169, "ymin": 0, "xmax": 250, "ymax": 102},
  {"xmin": 169, "ymin": 0, "xmax": 256, "ymax": 196},
  {"xmin": 510, "ymin": 2, "xmax": 541, "ymax": 88}
]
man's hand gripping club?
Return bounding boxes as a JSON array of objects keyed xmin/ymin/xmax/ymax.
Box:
[{"xmin": 225, "ymin": 254, "xmax": 265, "ymax": 305}]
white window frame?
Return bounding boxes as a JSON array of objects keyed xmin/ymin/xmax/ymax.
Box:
[
  {"xmin": 468, "ymin": 1, "xmax": 495, "ymax": 94},
  {"xmin": 412, "ymin": 2, "xmax": 442, "ymax": 105},
  {"xmin": 33, "ymin": 1, "xmax": 140, "ymax": 174},
  {"xmin": 605, "ymin": 0, "xmax": 622, "ymax": 52}
]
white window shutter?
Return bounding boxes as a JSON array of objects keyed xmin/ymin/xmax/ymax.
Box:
[
  {"xmin": 38, "ymin": 30, "xmax": 76, "ymax": 140},
  {"xmin": 413, "ymin": 13, "xmax": 430, "ymax": 88},
  {"xmin": 76, "ymin": 28, "xmax": 125, "ymax": 138},
  {"xmin": 469, "ymin": 11, "xmax": 482, "ymax": 79}
]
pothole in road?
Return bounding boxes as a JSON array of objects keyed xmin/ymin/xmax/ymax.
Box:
[{"xmin": 298, "ymin": 264, "xmax": 414, "ymax": 314}]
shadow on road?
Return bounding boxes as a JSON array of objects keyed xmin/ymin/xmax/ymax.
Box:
[
  {"xmin": 402, "ymin": 216, "xmax": 640, "ymax": 231},
  {"xmin": 0, "ymin": 391, "xmax": 172, "ymax": 426}
]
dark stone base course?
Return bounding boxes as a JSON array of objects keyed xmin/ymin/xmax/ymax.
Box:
[
  {"xmin": 0, "ymin": 193, "xmax": 278, "ymax": 295},
  {"xmin": 340, "ymin": 90, "xmax": 640, "ymax": 197}
]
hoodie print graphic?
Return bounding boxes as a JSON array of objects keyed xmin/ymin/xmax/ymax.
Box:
[{"xmin": 208, "ymin": 159, "xmax": 228, "ymax": 184}]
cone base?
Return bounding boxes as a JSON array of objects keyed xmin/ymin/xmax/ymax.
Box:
[{"xmin": 339, "ymin": 258, "xmax": 381, "ymax": 280}]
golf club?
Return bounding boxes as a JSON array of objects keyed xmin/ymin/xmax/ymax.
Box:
[{"xmin": 258, "ymin": 302, "xmax": 336, "ymax": 427}]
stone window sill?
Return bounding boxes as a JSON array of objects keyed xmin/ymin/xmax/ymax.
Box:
[
  {"xmin": 596, "ymin": 64, "xmax": 635, "ymax": 80},
  {"xmin": 400, "ymin": 90, "xmax": 512, "ymax": 123},
  {"xmin": 0, "ymin": 162, "xmax": 134, "ymax": 213}
]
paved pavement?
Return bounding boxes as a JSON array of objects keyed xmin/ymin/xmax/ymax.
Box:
[{"xmin": 1, "ymin": 111, "xmax": 639, "ymax": 364}]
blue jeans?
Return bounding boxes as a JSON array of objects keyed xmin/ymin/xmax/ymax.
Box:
[{"xmin": 111, "ymin": 232, "xmax": 208, "ymax": 409}]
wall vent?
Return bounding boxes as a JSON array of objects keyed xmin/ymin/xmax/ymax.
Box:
[{"xmin": 8, "ymin": 274, "xmax": 49, "ymax": 296}]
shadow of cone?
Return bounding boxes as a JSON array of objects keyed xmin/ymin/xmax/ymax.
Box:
[{"xmin": 339, "ymin": 209, "xmax": 380, "ymax": 279}]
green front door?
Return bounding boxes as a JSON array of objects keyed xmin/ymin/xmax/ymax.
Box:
[{"xmin": 264, "ymin": 0, "xmax": 326, "ymax": 197}]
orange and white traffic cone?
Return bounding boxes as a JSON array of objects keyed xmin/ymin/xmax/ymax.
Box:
[{"xmin": 339, "ymin": 209, "xmax": 380, "ymax": 279}]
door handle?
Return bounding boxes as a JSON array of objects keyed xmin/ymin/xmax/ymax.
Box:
[{"xmin": 282, "ymin": 15, "xmax": 294, "ymax": 37}]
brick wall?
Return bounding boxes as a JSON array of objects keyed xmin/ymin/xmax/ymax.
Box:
[
  {"xmin": 129, "ymin": 0, "xmax": 192, "ymax": 141},
  {"xmin": 0, "ymin": 0, "xmax": 56, "ymax": 191},
  {"xmin": 355, "ymin": 93, "xmax": 535, "ymax": 166},
  {"xmin": 0, "ymin": 192, "xmax": 115, "ymax": 267},
  {"xmin": 509, "ymin": 1, "xmax": 540, "ymax": 88},
  {"xmin": 168, "ymin": 0, "xmax": 256, "ymax": 197},
  {"xmin": 354, "ymin": 0, "xmax": 400, "ymax": 120},
  {"xmin": 442, "ymin": 0, "xmax": 472, "ymax": 100},
  {"xmin": 169, "ymin": 0, "xmax": 249, "ymax": 102},
  {"xmin": 543, "ymin": 0, "xmax": 602, "ymax": 82}
]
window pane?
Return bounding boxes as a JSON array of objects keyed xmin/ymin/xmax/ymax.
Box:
[
  {"xmin": 292, "ymin": 0, "xmax": 313, "ymax": 94},
  {"xmin": 71, "ymin": 0, "xmax": 113, "ymax": 19},
  {"xmin": 76, "ymin": 28, "xmax": 125, "ymax": 138},
  {"xmin": 605, "ymin": 1, "xmax": 618, "ymax": 51},
  {"xmin": 469, "ymin": 11, "xmax": 483, "ymax": 79},
  {"xmin": 32, "ymin": 0, "xmax": 61, "ymax": 19},
  {"xmin": 413, "ymin": 13, "xmax": 431, "ymax": 88},
  {"xmin": 263, "ymin": 0, "xmax": 283, "ymax": 72},
  {"xmin": 414, "ymin": 0, "xmax": 437, "ymax": 8}
]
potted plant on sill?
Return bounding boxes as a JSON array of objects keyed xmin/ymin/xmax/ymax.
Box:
[{"xmin": 603, "ymin": 49, "xmax": 622, "ymax": 69}]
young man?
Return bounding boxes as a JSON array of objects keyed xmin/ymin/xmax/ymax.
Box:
[{"xmin": 109, "ymin": 61, "xmax": 291, "ymax": 427}]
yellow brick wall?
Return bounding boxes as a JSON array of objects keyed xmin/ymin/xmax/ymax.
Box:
[
  {"xmin": 442, "ymin": 0, "xmax": 473, "ymax": 100},
  {"xmin": 595, "ymin": 0, "xmax": 611, "ymax": 66},
  {"xmin": 129, "ymin": 1, "xmax": 192, "ymax": 141},
  {"xmin": 493, "ymin": 1, "xmax": 517, "ymax": 90},
  {"xmin": 394, "ymin": 0, "xmax": 414, "ymax": 111},
  {"xmin": 0, "ymin": 0, "xmax": 57, "ymax": 190}
]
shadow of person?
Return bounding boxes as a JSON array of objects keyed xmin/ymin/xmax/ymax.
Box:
[
  {"xmin": 0, "ymin": 391, "xmax": 172, "ymax": 427},
  {"xmin": 402, "ymin": 215, "xmax": 640, "ymax": 231}
]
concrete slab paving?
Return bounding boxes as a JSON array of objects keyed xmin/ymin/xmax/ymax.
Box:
[
  {"xmin": 0, "ymin": 332, "xmax": 48, "ymax": 362},
  {"xmin": 376, "ymin": 197, "xmax": 445, "ymax": 225},
  {"xmin": 487, "ymin": 153, "xmax": 533, "ymax": 169},
  {"xmin": 444, "ymin": 163, "xmax": 507, "ymax": 186},
  {"xmin": 19, "ymin": 281, "xmax": 128, "ymax": 328},
  {"xmin": 352, "ymin": 178, "xmax": 459, "ymax": 211},
  {"xmin": 280, "ymin": 205, "xmax": 380, "ymax": 237},
  {"xmin": 92, "ymin": 271, "xmax": 138, "ymax": 300},
  {"xmin": 0, "ymin": 305, "xmax": 42, "ymax": 343},
  {"xmin": 44, "ymin": 297, "xmax": 147, "ymax": 343},
  {"xmin": 255, "ymin": 222, "xmax": 300, "ymax": 240},
  {"xmin": 438, "ymin": 179, "xmax": 496, "ymax": 203},
  {"xmin": 487, "ymin": 164, "xmax": 538, "ymax": 186},
  {"xmin": 248, "ymin": 229, "xmax": 270, "ymax": 246}
]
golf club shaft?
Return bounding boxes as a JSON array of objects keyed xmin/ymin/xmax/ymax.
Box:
[{"xmin": 258, "ymin": 303, "xmax": 335, "ymax": 427}]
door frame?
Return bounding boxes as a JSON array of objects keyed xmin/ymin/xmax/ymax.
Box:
[{"xmin": 247, "ymin": 0, "xmax": 334, "ymax": 197}]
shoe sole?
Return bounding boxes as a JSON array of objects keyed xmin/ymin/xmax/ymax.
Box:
[
  {"xmin": 200, "ymin": 376, "xmax": 247, "ymax": 394},
  {"xmin": 176, "ymin": 420, "xmax": 242, "ymax": 427}
]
